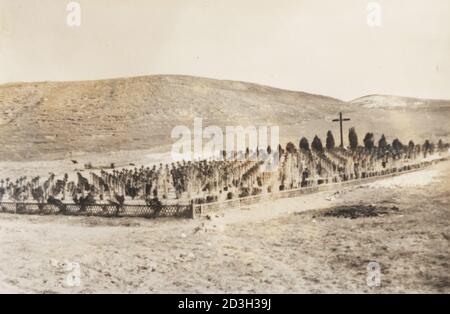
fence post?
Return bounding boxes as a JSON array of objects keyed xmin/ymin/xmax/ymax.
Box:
[{"xmin": 190, "ymin": 200, "xmax": 196, "ymax": 219}]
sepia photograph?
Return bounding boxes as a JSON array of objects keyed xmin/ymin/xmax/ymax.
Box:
[{"xmin": 0, "ymin": 0, "xmax": 449, "ymax": 298}]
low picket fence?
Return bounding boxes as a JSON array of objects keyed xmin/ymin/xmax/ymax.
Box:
[{"xmin": 0, "ymin": 157, "xmax": 447, "ymax": 220}]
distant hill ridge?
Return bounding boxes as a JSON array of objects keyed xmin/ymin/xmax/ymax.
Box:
[{"xmin": 351, "ymin": 94, "xmax": 450, "ymax": 109}]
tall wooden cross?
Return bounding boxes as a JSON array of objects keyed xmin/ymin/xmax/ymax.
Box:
[{"xmin": 332, "ymin": 112, "xmax": 351, "ymax": 148}]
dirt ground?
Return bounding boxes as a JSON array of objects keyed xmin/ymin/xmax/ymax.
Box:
[{"xmin": 0, "ymin": 161, "xmax": 449, "ymax": 294}]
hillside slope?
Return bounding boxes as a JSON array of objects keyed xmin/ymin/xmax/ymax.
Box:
[
  {"xmin": 0, "ymin": 75, "xmax": 347, "ymax": 160},
  {"xmin": 0, "ymin": 75, "xmax": 449, "ymax": 161}
]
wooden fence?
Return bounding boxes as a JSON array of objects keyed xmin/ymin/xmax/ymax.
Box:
[
  {"xmin": 0, "ymin": 202, "xmax": 193, "ymax": 219},
  {"xmin": 0, "ymin": 157, "xmax": 447, "ymax": 220},
  {"xmin": 192, "ymin": 158, "xmax": 448, "ymax": 217}
]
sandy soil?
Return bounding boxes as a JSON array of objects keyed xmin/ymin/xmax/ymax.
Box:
[{"xmin": 0, "ymin": 161, "xmax": 449, "ymax": 294}]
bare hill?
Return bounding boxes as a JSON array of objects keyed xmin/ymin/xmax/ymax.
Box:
[
  {"xmin": 0, "ymin": 75, "xmax": 449, "ymax": 161},
  {"xmin": 0, "ymin": 75, "xmax": 346, "ymax": 161}
]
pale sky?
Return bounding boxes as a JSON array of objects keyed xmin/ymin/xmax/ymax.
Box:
[{"xmin": 0, "ymin": 0, "xmax": 449, "ymax": 100}]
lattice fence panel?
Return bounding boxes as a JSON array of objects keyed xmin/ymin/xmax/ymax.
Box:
[{"xmin": 0, "ymin": 202, "xmax": 192, "ymax": 219}]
